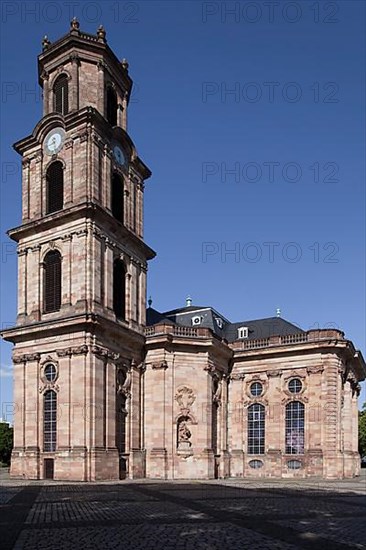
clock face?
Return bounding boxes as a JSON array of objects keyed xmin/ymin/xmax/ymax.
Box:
[
  {"xmin": 113, "ymin": 145, "xmax": 126, "ymax": 166},
  {"xmin": 44, "ymin": 127, "xmax": 65, "ymax": 155}
]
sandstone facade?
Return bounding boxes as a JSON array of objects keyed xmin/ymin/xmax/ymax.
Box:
[{"xmin": 2, "ymin": 21, "xmax": 365, "ymax": 481}]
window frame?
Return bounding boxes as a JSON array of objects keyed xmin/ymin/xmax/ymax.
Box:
[
  {"xmin": 43, "ymin": 250, "xmax": 62, "ymax": 314},
  {"xmin": 285, "ymin": 401, "xmax": 305, "ymax": 455},
  {"xmin": 53, "ymin": 74, "xmax": 69, "ymax": 115},
  {"xmin": 43, "ymin": 390, "xmax": 57, "ymax": 452},
  {"xmin": 247, "ymin": 403, "xmax": 265, "ymax": 455},
  {"xmin": 46, "ymin": 161, "xmax": 64, "ymax": 215}
]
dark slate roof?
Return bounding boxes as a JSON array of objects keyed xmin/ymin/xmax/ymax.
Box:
[
  {"xmin": 223, "ymin": 317, "xmax": 304, "ymax": 343},
  {"xmin": 146, "ymin": 307, "xmax": 175, "ymax": 326},
  {"xmin": 146, "ymin": 305, "xmax": 304, "ymax": 342}
]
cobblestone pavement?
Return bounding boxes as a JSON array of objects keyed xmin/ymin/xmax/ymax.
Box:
[{"xmin": 0, "ymin": 473, "xmax": 365, "ymax": 550}]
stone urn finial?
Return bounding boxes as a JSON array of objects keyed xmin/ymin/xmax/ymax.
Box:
[
  {"xmin": 97, "ymin": 25, "xmax": 106, "ymax": 42},
  {"xmin": 70, "ymin": 17, "xmax": 80, "ymax": 33},
  {"xmin": 42, "ymin": 35, "xmax": 51, "ymax": 51}
]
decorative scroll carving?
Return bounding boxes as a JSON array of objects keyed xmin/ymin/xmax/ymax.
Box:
[
  {"xmin": 175, "ymin": 386, "xmax": 196, "ymax": 412},
  {"xmin": 306, "ymin": 365, "xmax": 324, "ymax": 375},
  {"xmin": 56, "ymin": 347, "xmax": 88, "ymax": 357},
  {"xmin": 39, "ymin": 383, "xmax": 59, "ymax": 394},
  {"xmin": 91, "ymin": 346, "xmax": 122, "ymax": 362},
  {"xmin": 25, "ymin": 353, "xmax": 41, "ymax": 362},
  {"xmin": 230, "ymin": 373, "xmax": 245, "ymax": 381},
  {"xmin": 151, "ymin": 360, "xmax": 168, "ymax": 370},
  {"xmin": 267, "ymin": 370, "xmax": 282, "ymax": 378},
  {"xmin": 281, "ymin": 395, "xmax": 309, "ymax": 405}
]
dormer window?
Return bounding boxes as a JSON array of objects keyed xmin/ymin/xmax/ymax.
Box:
[
  {"xmin": 191, "ymin": 316, "xmax": 202, "ymax": 326},
  {"xmin": 238, "ymin": 326, "xmax": 249, "ymax": 339}
]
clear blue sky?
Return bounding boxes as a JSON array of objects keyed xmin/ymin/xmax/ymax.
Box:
[{"xmin": 0, "ymin": 1, "xmax": 365, "ymax": 415}]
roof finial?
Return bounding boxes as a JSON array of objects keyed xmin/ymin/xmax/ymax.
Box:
[
  {"xmin": 186, "ymin": 295, "xmax": 192, "ymax": 307},
  {"xmin": 70, "ymin": 17, "xmax": 80, "ymax": 33},
  {"xmin": 42, "ymin": 35, "xmax": 51, "ymax": 51},
  {"xmin": 276, "ymin": 307, "xmax": 281, "ymax": 317},
  {"xmin": 97, "ymin": 25, "xmax": 106, "ymax": 42},
  {"xmin": 121, "ymin": 58, "xmax": 129, "ymax": 72},
  {"xmin": 148, "ymin": 296, "xmax": 152, "ymax": 307}
]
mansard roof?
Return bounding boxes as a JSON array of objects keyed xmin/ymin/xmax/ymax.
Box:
[{"xmin": 146, "ymin": 305, "xmax": 303, "ymax": 342}]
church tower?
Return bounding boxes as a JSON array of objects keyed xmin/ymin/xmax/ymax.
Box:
[{"xmin": 2, "ymin": 19, "xmax": 155, "ymax": 481}]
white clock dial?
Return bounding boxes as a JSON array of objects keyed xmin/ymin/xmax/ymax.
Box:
[
  {"xmin": 113, "ymin": 145, "xmax": 126, "ymax": 166},
  {"xmin": 44, "ymin": 128, "xmax": 65, "ymax": 155}
]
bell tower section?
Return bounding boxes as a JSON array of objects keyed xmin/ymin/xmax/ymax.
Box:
[{"xmin": 2, "ymin": 20, "xmax": 155, "ymax": 481}]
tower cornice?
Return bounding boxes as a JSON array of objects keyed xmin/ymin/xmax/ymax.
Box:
[
  {"xmin": 38, "ymin": 30, "xmax": 132, "ymax": 100},
  {"xmin": 7, "ymin": 202, "xmax": 156, "ymax": 261}
]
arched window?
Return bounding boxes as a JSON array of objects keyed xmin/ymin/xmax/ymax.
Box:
[
  {"xmin": 44, "ymin": 390, "xmax": 57, "ymax": 452},
  {"xmin": 248, "ymin": 403, "xmax": 265, "ymax": 454},
  {"xmin": 53, "ymin": 74, "xmax": 69, "ymax": 115},
  {"xmin": 113, "ymin": 259, "xmax": 126, "ymax": 319},
  {"xmin": 46, "ymin": 161, "xmax": 64, "ymax": 214},
  {"xmin": 285, "ymin": 401, "xmax": 305, "ymax": 454},
  {"xmin": 106, "ymin": 86, "xmax": 117, "ymax": 126},
  {"xmin": 44, "ymin": 250, "xmax": 62, "ymax": 313},
  {"xmin": 111, "ymin": 173, "xmax": 124, "ymax": 223}
]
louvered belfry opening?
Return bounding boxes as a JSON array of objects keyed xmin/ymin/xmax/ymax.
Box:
[
  {"xmin": 106, "ymin": 86, "xmax": 117, "ymax": 126},
  {"xmin": 44, "ymin": 250, "xmax": 62, "ymax": 313},
  {"xmin": 111, "ymin": 173, "xmax": 124, "ymax": 223},
  {"xmin": 113, "ymin": 259, "xmax": 126, "ymax": 319},
  {"xmin": 46, "ymin": 161, "xmax": 64, "ymax": 214},
  {"xmin": 54, "ymin": 74, "xmax": 69, "ymax": 115}
]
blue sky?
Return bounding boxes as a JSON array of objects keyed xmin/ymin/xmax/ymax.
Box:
[{"xmin": 0, "ymin": 0, "xmax": 365, "ymax": 415}]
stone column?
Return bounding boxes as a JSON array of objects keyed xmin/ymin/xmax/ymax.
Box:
[
  {"xmin": 24, "ymin": 353, "xmax": 41, "ymax": 479},
  {"xmin": 11, "ymin": 357, "xmax": 26, "ymax": 477},
  {"xmin": 70, "ymin": 54, "xmax": 79, "ymax": 111},
  {"xmin": 17, "ymin": 248, "xmax": 28, "ymax": 321},
  {"xmin": 61, "ymin": 235, "xmax": 72, "ymax": 307},
  {"xmin": 322, "ymin": 354, "xmax": 342, "ymax": 478},
  {"xmin": 122, "ymin": 92, "xmax": 128, "ymax": 130},
  {"xmin": 136, "ymin": 182, "xmax": 144, "ymax": 238},
  {"xmin": 228, "ymin": 373, "xmax": 245, "ymax": 477},
  {"xmin": 117, "ymin": 103, "xmax": 123, "ymax": 128},
  {"xmin": 41, "ymin": 71, "xmax": 49, "ymax": 116},
  {"xmin": 97, "ymin": 61, "xmax": 105, "ymax": 116},
  {"xmin": 145, "ymin": 361, "xmax": 169, "ymax": 479},
  {"xmin": 22, "ymin": 159, "xmax": 31, "ymax": 221}
]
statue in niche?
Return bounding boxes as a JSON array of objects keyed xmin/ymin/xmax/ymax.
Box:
[
  {"xmin": 177, "ymin": 417, "xmax": 192, "ymax": 454},
  {"xmin": 178, "ymin": 421, "xmax": 191, "ymax": 443}
]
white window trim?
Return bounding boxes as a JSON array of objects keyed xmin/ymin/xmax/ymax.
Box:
[{"xmin": 238, "ymin": 326, "xmax": 249, "ymax": 339}]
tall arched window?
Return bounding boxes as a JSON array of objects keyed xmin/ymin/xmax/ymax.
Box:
[
  {"xmin": 44, "ymin": 250, "xmax": 62, "ymax": 313},
  {"xmin": 248, "ymin": 403, "xmax": 265, "ymax": 454},
  {"xmin": 53, "ymin": 74, "xmax": 69, "ymax": 115},
  {"xmin": 111, "ymin": 173, "xmax": 124, "ymax": 223},
  {"xmin": 113, "ymin": 259, "xmax": 126, "ymax": 319},
  {"xmin": 46, "ymin": 161, "xmax": 64, "ymax": 214},
  {"xmin": 285, "ymin": 401, "xmax": 305, "ymax": 454},
  {"xmin": 44, "ymin": 390, "xmax": 57, "ymax": 452},
  {"xmin": 106, "ymin": 86, "xmax": 117, "ymax": 126}
]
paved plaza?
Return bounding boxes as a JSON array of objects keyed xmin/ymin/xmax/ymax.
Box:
[{"xmin": 0, "ymin": 471, "xmax": 365, "ymax": 549}]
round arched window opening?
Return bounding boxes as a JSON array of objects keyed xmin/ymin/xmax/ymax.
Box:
[
  {"xmin": 287, "ymin": 460, "xmax": 302, "ymax": 470},
  {"xmin": 44, "ymin": 364, "xmax": 57, "ymax": 383},
  {"xmin": 250, "ymin": 382, "xmax": 263, "ymax": 397},
  {"xmin": 249, "ymin": 459, "xmax": 264, "ymax": 469},
  {"xmin": 288, "ymin": 378, "xmax": 302, "ymax": 394}
]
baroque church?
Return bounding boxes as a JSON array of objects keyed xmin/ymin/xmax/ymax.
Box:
[{"xmin": 2, "ymin": 20, "xmax": 365, "ymax": 481}]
